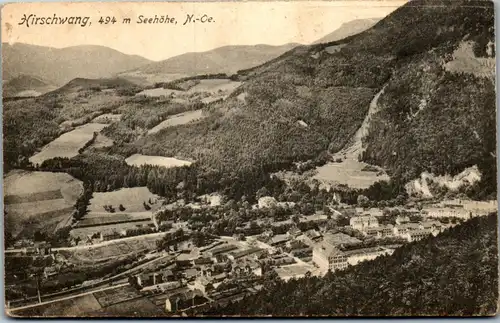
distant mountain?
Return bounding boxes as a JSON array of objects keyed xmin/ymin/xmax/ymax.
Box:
[
  {"xmin": 313, "ymin": 18, "xmax": 381, "ymax": 44},
  {"xmin": 3, "ymin": 74, "xmax": 55, "ymax": 97},
  {"xmin": 132, "ymin": 43, "xmax": 300, "ymax": 76},
  {"xmin": 2, "ymin": 43, "xmax": 152, "ymax": 85}
]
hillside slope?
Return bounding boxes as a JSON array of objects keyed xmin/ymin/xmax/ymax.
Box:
[
  {"xmin": 3, "ymin": 74, "xmax": 55, "ymax": 97},
  {"xmin": 2, "ymin": 43, "xmax": 152, "ymax": 85},
  {"xmin": 313, "ymin": 18, "xmax": 380, "ymax": 44},
  {"xmin": 133, "ymin": 43, "xmax": 299, "ymax": 76},
  {"xmin": 206, "ymin": 213, "xmax": 498, "ymax": 316},
  {"xmin": 107, "ymin": 0, "xmax": 496, "ymax": 200}
]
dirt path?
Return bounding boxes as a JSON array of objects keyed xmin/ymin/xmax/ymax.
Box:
[{"xmin": 335, "ymin": 85, "xmax": 386, "ymax": 160}]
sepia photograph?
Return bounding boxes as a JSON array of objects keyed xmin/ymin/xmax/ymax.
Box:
[{"xmin": 1, "ymin": 0, "xmax": 498, "ymax": 317}]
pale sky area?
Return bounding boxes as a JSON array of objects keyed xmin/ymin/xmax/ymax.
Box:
[{"xmin": 2, "ymin": 1, "xmax": 407, "ymax": 61}]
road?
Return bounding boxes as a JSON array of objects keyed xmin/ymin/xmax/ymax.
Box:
[
  {"xmin": 5, "ymin": 231, "xmax": 168, "ymax": 254},
  {"xmin": 7, "ymin": 283, "xmax": 129, "ymax": 313},
  {"xmin": 6, "ymin": 251, "xmax": 174, "ymax": 309}
]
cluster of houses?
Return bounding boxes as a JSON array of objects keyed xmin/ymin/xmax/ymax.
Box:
[
  {"xmin": 312, "ymin": 239, "xmax": 397, "ymax": 273},
  {"xmin": 129, "ymin": 241, "xmax": 271, "ymax": 313},
  {"xmin": 349, "ymin": 214, "xmax": 457, "ymax": 242}
]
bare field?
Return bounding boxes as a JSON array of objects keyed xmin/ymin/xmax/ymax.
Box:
[
  {"xmin": 88, "ymin": 133, "xmax": 114, "ymax": 149},
  {"xmin": 313, "ymin": 159, "xmax": 389, "ymax": 189},
  {"xmin": 147, "ymin": 109, "xmax": 204, "ymax": 135},
  {"xmin": 125, "ymin": 154, "xmax": 193, "ymax": 168},
  {"xmin": 29, "ymin": 123, "xmax": 108, "ymax": 165},
  {"xmin": 4, "ymin": 170, "xmax": 83, "ymax": 238},
  {"xmin": 136, "ymin": 88, "xmax": 183, "ymax": 97},
  {"xmin": 88, "ymin": 187, "xmax": 162, "ymax": 213},
  {"xmin": 59, "ymin": 234, "xmax": 160, "ymax": 263}
]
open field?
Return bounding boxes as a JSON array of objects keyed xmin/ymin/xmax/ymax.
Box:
[
  {"xmin": 29, "ymin": 123, "xmax": 107, "ymax": 165},
  {"xmin": 71, "ymin": 220, "xmax": 155, "ymax": 240},
  {"xmin": 147, "ymin": 109, "xmax": 204, "ymax": 135},
  {"xmin": 313, "ymin": 159, "xmax": 389, "ymax": 189},
  {"xmin": 88, "ymin": 133, "xmax": 114, "ymax": 149},
  {"xmin": 444, "ymin": 41, "xmax": 495, "ymax": 79},
  {"xmin": 136, "ymin": 88, "xmax": 183, "ymax": 97},
  {"xmin": 187, "ymin": 79, "xmax": 242, "ymax": 94},
  {"xmin": 88, "ymin": 187, "xmax": 162, "ymax": 213},
  {"xmin": 125, "ymin": 154, "xmax": 193, "ymax": 168},
  {"xmin": 59, "ymin": 234, "xmax": 161, "ymax": 263},
  {"xmin": 118, "ymin": 71, "xmax": 188, "ymax": 86},
  {"xmin": 4, "ymin": 170, "xmax": 83, "ymax": 238}
]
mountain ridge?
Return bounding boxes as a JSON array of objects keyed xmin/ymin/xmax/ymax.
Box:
[{"xmin": 2, "ymin": 42, "xmax": 153, "ymax": 86}]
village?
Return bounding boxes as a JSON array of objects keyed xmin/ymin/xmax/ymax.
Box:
[{"xmin": 6, "ymin": 194, "xmax": 497, "ymax": 315}]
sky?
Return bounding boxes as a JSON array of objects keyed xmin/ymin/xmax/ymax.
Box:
[{"xmin": 2, "ymin": 1, "xmax": 408, "ymax": 61}]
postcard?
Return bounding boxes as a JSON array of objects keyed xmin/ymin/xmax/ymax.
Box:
[{"xmin": 2, "ymin": 0, "xmax": 498, "ymax": 317}]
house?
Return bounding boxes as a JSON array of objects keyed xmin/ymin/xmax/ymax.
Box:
[
  {"xmin": 345, "ymin": 246, "xmax": 395, "ymax": 266},
  {"xmin": 395, "ymin": 215, "xmax": 410, "ymax": 225},
  {"xmin": 312, "ymin": 242, "xmax": 348, "ymax": 273},
  {"xmin": 176, "ymin": 253, "xmax": 195, "ymax": 267},
  {"xmin": 425, "ymin": 208, "xmax": 472, "ymax": 220},
  {"xmin": 232, "ymin": 260, "xmax": 262, "ymax": 277},
  {"xmin": 194, "ymin": 257, "xmax": 213, "ymax": 266},
  {"xmin": 322, "ymin": 232, "xmax": 362, "ymax": 247},
  {"xmin": 198, "ymin": 266, "xmax": 213, "ymax": 278},
  {"xmin": 227, "ymin": 247, "xmax": 263, "ymax": 261},
  {"xmin": 165, "ymin": 289, "xmax": 206, "ymax": 312},
  {"xmin": 269, "ymin": 234, "xmax": 290, "ymax": 247},
  {"xmin": 183, "ymin": 268, "xmax": 198, "ymax": 280},
  {"xmin": 137, "ymin": 273, "xmax": 155, "ymax": 287},
  {"xmin": 159, "ymin": 269, "xmax": 175, "ymax": 283},
  {"xmin": 350, "ymin": 216, "xmax": 379, "ymax": 231},
  {"xmin": 258, "ymin": 196, "xmax": 278, "ymax": 209},
  {"xmin": 212, "ymin": 272, "xmax": 228, "ymax": 283},
  {"xmin": 304, "ymin": 229, "xmax": 323, "ymax": 242},
  {"xmin": 287, "ymin": 227, "xmax": 302, "ymax": 237},
  {"xmin": 402, "ymin": 229, "xmax": 434, "ymax": 242},
  {"xmin": 22, "ymin": 247, "xmax": 36, "ymax": 255},
  {"xmin": 376, "ymin": 225, "xmax": 394, "ymax": 239},
  {"xmin": 419, "ymin": 220, "xmax": 443, "ymax": 231},
  {"xmin": 393, "ymin": 223, "xmax": 420, "ymax": 236},
  {"xmin": 363, "ymin": 228, "xmax": 379, "ymax": 238},
  {"xmin": 43, "ymin": 265, "xmax": 59, "ymax": 279},
  {"xmin": 193, "ymin": 276, "xmax": 214, "ymax": 295},
  {"xmin": 35, "ymin": 242, "xmax": 52, "ymax": 256}
]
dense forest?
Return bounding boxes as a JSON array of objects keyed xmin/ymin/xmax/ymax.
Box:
[{"xmin": 203, "ymin": 213, "xmax": 498, "ymax": 316}]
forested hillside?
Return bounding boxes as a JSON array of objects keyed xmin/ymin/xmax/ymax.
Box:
[
  {"xmin": 205, "ymin": 213, "xmax": 498, "ymax": 316},
  {"xmin": 109, "ymin": 0, "xmax": 495, "ymax": 200}
]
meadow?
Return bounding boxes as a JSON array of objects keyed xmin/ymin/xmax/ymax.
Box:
[
  {"xmin": 4, "ymin": 170, "xmax": 83, "ymax": 239},
  {"xmin": 29, "ymin": 123, "xmax": 107, "ymax": 166}
]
